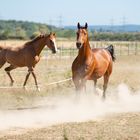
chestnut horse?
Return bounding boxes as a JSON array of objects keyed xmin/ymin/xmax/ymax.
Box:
[
  {"xmin": 0, "ymin": 33, "xmax": 57, "ymax": 91},
  {"xmin": 72, "ymin": 23, "xmax": 115, "ymax": 99}
]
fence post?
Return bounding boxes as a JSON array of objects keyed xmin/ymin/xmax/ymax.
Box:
[
  {"xmin": 119, "ymin": 45, "xmax": 121, "ymax": 56},
  {"xmin": 60, "ymin": 45, "xmax": 63, "ymax": 59},
  {"xmin": 69, "ymin": 47, "xmax": 71, "ymax": 59},
  {"xmin": 4, "ymin": 41, "xmax": 6, "ymax": 47},
  {"xmin": 135, "ymin": 42, "xmax": 138, "ymax": 55},
  {"xmin": 128, "ymin": 44, "xmax": 130, "ymax": 55}
]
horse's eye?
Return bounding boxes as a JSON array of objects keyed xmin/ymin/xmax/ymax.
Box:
[{"xmin": 50, "ymin": 40, "xmax": 53, "ymax": 44}]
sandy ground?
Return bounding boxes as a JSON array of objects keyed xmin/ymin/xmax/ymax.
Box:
[
  {"xmin": 0, "ymin": 55, "xmax": 140, "ymax": 140},
  {"xmin": 1, "ymin": 113, "xmax": 140, "ymax": 140}
]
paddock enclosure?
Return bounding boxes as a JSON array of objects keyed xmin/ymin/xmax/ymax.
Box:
[{"xmin": 0, "ymin": 40, "xmax": 140, "ymax": 139}]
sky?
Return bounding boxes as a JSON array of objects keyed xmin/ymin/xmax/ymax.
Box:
[{"xmin": 0, "ymin": 0, "xmax": 140, "ymax": 26}]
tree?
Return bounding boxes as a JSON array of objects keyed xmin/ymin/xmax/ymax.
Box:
[{"xmin": 15, "ymin": 27, "xmax": 27, "ymax": 39}]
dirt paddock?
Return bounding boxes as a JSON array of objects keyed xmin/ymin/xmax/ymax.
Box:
[
  {"xmin": 1, "ymin": 113, "xmax": 140, "ymax": 140},
  {"xmin": 0, "ymin": 55, "xmax": 140, "ymax": 140}
]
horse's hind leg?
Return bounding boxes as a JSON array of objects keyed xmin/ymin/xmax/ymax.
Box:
[
  {"xmin": 0, "ymin": 51, "xmax": 6, "ymax": 69},
  {"xmin": 5, "ymin": 65, "xmax": 16, "ymax": 86},
  {"xmin": 93, "ymin": 79, "xmax": 98, "ymax": 95},
  {"xmin": 103, "ymin": 62, "xmax": 113, "ymax": 99},
  {"xmin": 0, "ymin": 60, "xmax": 6, "ymax": 69},
  {"xmin": 103, "ymin": 74, "xmax": 109, "ymax": 99}
]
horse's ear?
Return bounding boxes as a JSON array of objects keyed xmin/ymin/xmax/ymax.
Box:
[
  {"xmin": 85, "ymin": 23, "xmax": 88, "ymax": 29},
  {"xmin": 77, "ymin": 22, "xmax": 80, "ymax": 29}
]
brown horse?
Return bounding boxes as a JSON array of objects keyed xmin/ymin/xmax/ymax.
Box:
[
  {"xmin": 72, "ymin": 23, "xmax": 115, "ymax": 99},
  {"xmin": 0, "ymin": 33, "xmax": 57, "ymax": 91}
]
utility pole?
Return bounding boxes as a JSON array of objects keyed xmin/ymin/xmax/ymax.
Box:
[
  {"xmin": 58, "ymin": 15, "xmax": 63, "ymax": 29},
  {"xmin": 0, "ymin": 13, "xmax": 3, "ymax": 20},
  {"xmin": 121, "ymin": 16, "xmax": 127, "ymax": 32},
  {"xmin": 110, "ymin": 18, "xmax": 114, "ymax": 32},
  {"xmin": 49, "ymin": 18, "xmax": 53, "ymax": 31}
]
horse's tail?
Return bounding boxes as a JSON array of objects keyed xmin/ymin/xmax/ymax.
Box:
[{"xmin": 106, "ymin": 45, "xmax": 116, "ymax": 61}]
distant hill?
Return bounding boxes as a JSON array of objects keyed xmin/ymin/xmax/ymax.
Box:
[
  {"xmin": 0, "ymin": 20, "xmax": 54, "ymax": 39},
  {"xmin": 0, "ymin": 20, "xmax": 75, "ymax": 39},
  {"xmin": 0, "ymin": 20, "xmax": 140, "ymax": 41},
  {"xmin": 65, "ymin": 24, "xmax": 140, "ymax": 32}
]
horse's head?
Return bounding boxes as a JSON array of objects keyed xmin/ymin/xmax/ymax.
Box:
[
  {"xmin": 46, "ymin": 32, "xmax": 57, "ymax": 54},
  {"xmin": 76, "ymin": 22, "xmax": 88, "ymax": 49}
]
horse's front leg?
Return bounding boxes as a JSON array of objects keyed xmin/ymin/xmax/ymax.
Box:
[
  {"xmin": 31, "ymin": 70, "xmax": 40, "ymax": 91},
  {"xmin": 23, "ymin": 67, "xmax": 40, "ymax": 91},
  {"xmin": 23, "ymin": 69, "xmax": 31, "ymax": 89},
  {"xmin": 81, "ymin": 78, "xmax": 87, "ymax": 93},
  {"xmin": 72, "ymin": 74, "xmax": 81, "ymax": 91}
]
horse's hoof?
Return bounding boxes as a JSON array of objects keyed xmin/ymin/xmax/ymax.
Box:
[
  {"xmin": 36, "ymin": 87, "xmax": 41, "ymax": 92},
  {"xmin": 23, "ymin": 86, "xmax": 27, "ymax": 90},
  {"xmin": 10, "ymin": 82, "xmax": 14, "ymax": 86},
  {"xmin": 102, "ymin": 96, "xmax": 106, "ymax": 101}
]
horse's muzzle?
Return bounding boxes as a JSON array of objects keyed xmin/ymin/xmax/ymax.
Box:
[
  {"xmin": 76, "ymin": 42, "xmax": 82, "ymax": 49},
  {"xmin": 52, "ymin": 50, "xmax": 57, "ymax": 54}
]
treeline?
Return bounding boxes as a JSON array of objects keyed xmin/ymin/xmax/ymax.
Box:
[
  {"xmin": 0, "ymin": 20, "xmax": 52, "ymax": 39},
  {"xmin": 0, "ymin": 20, "xmax": 75, "ymax": 39},
  {"xmin": 91, "ymin": 31, "xmax": 140, "ymax": 41},
  {"xmin": 0, "ymin": 20, "xmax": 140, "ymax": 41}
]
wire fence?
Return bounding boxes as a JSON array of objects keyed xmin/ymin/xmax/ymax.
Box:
[
  {"xmin": 1, "ymin": 40, "xmax": 140, "ymax": 59},
  {"xmin": 0, "ymin": 41, "xmax": 140, "ymax": 89},
  {"xmin": 1, "ymin": 40, "xmax": 140, "ymax": 60},
  {"xmin": 43, "ymin": 41, "xmax": 140, "ymax": 60}
]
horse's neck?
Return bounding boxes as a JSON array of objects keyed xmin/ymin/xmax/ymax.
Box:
[
  {"xmin": 78, "ymin": 40, "xmax": 92, "ymax": 61},
  {"xmin": 32, "ymin": 39, "xmax": 46, "ymax": 55}
]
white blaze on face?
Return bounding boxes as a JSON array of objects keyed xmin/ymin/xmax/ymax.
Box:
[{"xmin": 52, "ymin": 38, "xmax": 57, "ymax": 52}]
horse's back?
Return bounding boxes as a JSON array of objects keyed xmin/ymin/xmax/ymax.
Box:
[
  {"xmin": 3, "ymin": 45, "xmax": 29, "ymax": 67},
  {"xmin": 91, "ymin": 48, "xmax": 113, "ymax": 78},
  {"xmin": 0, "ymin": 48, "xmax": 7, "ymax": 64},
  {"xmin": 92, "ymin": 48, "xmax": 112, "ymax": 63}
]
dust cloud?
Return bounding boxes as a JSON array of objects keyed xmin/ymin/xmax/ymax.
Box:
[{"xmin": 0, "ymin": 83, "xmax": 140, "ymax": 131}]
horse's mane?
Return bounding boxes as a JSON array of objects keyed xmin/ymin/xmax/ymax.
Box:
[{"xmin": 25, "ymin": 34, "xmax": 49, "ymax": 45}]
